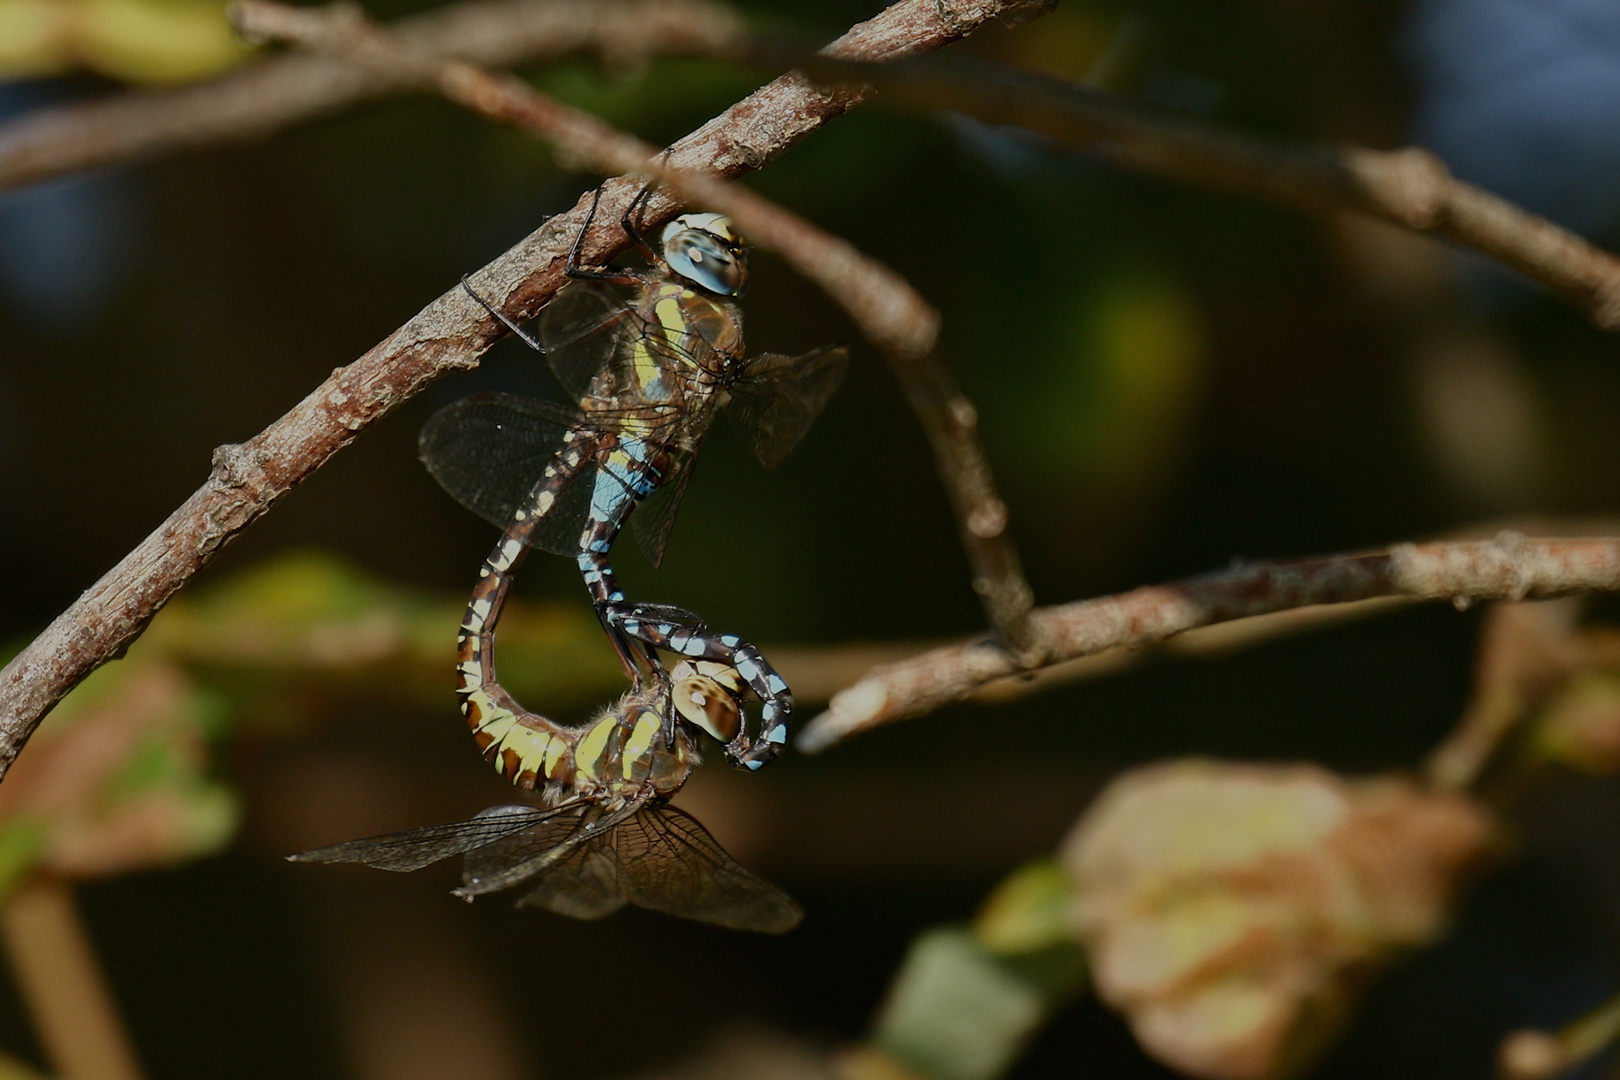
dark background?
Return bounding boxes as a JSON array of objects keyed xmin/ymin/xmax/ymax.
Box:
[{"xmin": 4, "ymin": 0, "xmax": 1620, "ymax": 1076}]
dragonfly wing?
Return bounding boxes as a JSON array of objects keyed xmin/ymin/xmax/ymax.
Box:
[
  {"xmin": 628, "ymin": 448, "xmax": 697, "ymax": 569},
  {"xmin": 289, "ymin": 805, "xmax": 554, "ymax": 872},
  {"xmin": 419, "ymin": 393, "xmax": 615, "ymax": 557},
  {"xmin": 540, "ymin": 280, "xmax": 646, "ymax": 403},
  {"xmin": 458, "ymin": 800, "xmax": 642, "ymax": 898},
  {"xmin": 514, "ymin": 839, "xmax": 630, "ymax": 920},
  {"xmin": 615, "ymin": 805, "xmax": 803, "ymax": 933},
  {"xmin": 727, "ymin": 345, "xmax": 850, "ymax": 470}
]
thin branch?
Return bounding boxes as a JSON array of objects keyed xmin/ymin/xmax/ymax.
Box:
[
  {"xmin": 0, "ymin": 0, "xmax": 747, "ymax": 194},
  {"xmin": 795, "ymin": 54, "xmax": 1620, "ymax": 330},
  {"xmin": 234, "ymin": 0, "xmax": 1045, "ymax": 660},
  {"xmin": 0, "ymin": 0, "xmax": 1030, "ymax": 784},
  {"xmin": 796, "ymin": 533, "xmax": 1620, "ymax": 753},
  {"xmin": 2, "ymin": 880, "xmax": 144, "ymax": 1080}
]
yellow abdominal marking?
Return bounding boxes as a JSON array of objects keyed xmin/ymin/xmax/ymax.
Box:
[
  {"xmin": 574, "ymin": 716, "xmax": 617, "ymax": 781},
  {"xmin": 469, "ymin": 691, "xmax": 514, "ymax": 738},
  {"xmin": 543, "ymin": 734, "xmax": 569, "ymax": 777},
  {"xmin": 498, "ymin": 725, "xmax": 553, "ymax": 777}
]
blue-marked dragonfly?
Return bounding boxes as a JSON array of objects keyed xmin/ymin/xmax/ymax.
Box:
[{"xmin": 421, "ymin": 187, "xmax": 847, "ymax": 770}]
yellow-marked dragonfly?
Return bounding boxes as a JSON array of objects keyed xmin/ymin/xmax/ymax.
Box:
[
  {"xmin": 292, "ymin": 661, "xmax": 801, "ymax": 933},
  {"xmin": 421, "ymin": 187, "xmax": 847, "ymax": 771}
]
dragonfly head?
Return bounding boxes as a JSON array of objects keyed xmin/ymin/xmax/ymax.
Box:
[
  {"xmin": 669, "ymin": 660, "xmax": 745, "ymax": 744},
  {"xmin": 662, "ymin": 213, "xmax": 748, "ymax": 297}
]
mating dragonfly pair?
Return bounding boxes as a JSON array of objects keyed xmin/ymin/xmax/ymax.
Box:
[{"xmin": 294, "ymin": 188, "xmax": 847, "ymax": 933}]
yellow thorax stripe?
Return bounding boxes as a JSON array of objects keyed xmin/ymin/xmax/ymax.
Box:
[
  {"xmin": 574, "ymin": 715, "xmax": 618, "ymax": 781},
  {"xmin": 622, "ymin": 708, "xmax": 662, "ymax": 779}
]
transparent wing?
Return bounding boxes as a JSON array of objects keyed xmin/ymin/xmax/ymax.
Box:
[
  {"xmin": 289, "ymin": 805, "xmax": 554, "ymax": 873},
  {"xmin": 727, "ymin": 345, "xmax": 850, "ymax": 469},
  {"xmin": 539, "ymin": 280, "xmax": 647, "ymax": 403},
  {"xmin": 458, "ymin": 800, "xmax": 641, "ymax": 898},
  {"xmin": 614, "ymin": 805, "xmax": 803, "ymax": 933},
  {"xmin": 514, "ymin": 838, "xmax": 630, "ymax": 921},
  {"xmin": 419, "ymin": 393, "xmax": 672, "ymax": 557},
  {"xmin": 629, "ymin": 449, "xmax": 697, "ymax": 569}
]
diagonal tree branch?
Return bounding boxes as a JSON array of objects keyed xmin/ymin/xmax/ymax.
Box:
[
  {"xmin": 0, "ymin": 0, "xmax": 1032, "ymax": 784},
  {"xmin": 794, "ymin": 54, "xmax": 1620, "ymax": 330},
  {"xmin": 234, "ymin": 0, "xmax": 1043, "ymax": 661},
  {"xmin": 0, "ymin": 0, "xmax": 749, "ymax": 194},
  {"xmin": 796, "ymin": 533, "xmax": 1620, "ymax": 753}
]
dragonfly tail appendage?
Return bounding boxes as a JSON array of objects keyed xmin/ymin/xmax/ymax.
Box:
[{"xmin": 609, "ymin": 612, "xmax": 793, "ymax": 770}]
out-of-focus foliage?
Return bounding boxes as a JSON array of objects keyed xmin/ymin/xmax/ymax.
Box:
[
  {"xmin": 0, "ymin": 552, "xmax": 626, "ymax": 899},
  {"xmin": 1434, "ymin": 599, "xmax": 1620, "ymax": 787},
  {"xmin": 5, "ymin": 0, "xmax": 1620, "ymax": 1077},
  {"xmin": 0, "ymin": 0, "xmax": 250, "ymax": 82},
  {"xmin": 144, "ymin": 550, "xmax": 625, "ymax": 723},
  {"xmin": 0, "ymin": 645, "xmax": 235, "ymax": 897},
  {"xmin": 990, "ymin": 268, "xmax": 1207, "ymax": 498},
  {"xmin": 1062, "ymin": 761, "xmax": 1497, "ymax": 1079},
  {"xmin": 1535, "ymin": 670, "xmax": 1620, "ymax": 774},
  {"xmin": 856, "ymin": 863, "xmax": 1086, "ymax": 1080}
]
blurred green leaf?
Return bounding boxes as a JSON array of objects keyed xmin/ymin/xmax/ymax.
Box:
[{"xmin": 872, "ymin": 926, "xmax": 1086, "ymax": 1080}]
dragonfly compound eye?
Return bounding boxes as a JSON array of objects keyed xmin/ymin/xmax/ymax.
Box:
[
  {"xmin": 671, "ymin": 663, "xmax": 745, "ymax": 743},
  {"xmin": 662, "ymin": 215, "xmax": 748, "ymax": 296}
]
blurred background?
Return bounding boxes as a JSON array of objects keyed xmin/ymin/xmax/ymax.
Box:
[{"xmin": 5, "ymin": 0, "xmax": 1620, "ymax": 1077}]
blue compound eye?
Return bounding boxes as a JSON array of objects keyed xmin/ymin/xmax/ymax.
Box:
[{"xmin": 662, "ymin": 217, "xmax": 747, "ymax": 296}]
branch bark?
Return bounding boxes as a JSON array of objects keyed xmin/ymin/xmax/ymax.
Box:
[
  {"xmin": 795, "ymin": 55, "xmax": 1620, "ymax": 330},
  {"xmin": 234, "ymin": 0, "xmax": 1043, "ymax": 660},
  {"xmin": 796, "ymin": 533, "xmax": 1620, "ymax": 753},
  {"xmin": 0, "ymin": 0, "xmax": 1030, "ymax": 784}
]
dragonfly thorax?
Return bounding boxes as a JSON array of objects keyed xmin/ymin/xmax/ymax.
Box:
[{"xmin": 662, "ymin": 213, "xmax": 747, "ymax": 297}]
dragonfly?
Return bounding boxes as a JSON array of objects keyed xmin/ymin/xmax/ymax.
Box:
[
  {"xmin": 291, "ymin": 665, "xmax": 802, "ymax": 934},
  {"xmin": 422, "ymin": 187, "xmax": 847, "ymax": 770}
]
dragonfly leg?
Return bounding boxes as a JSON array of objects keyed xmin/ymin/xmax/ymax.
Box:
[
  {"xmin": 620, "ymin": 181, "xmax": 662, "ymax": 266},
  {"xmin": 576, "ymin": 547, "xmax": 657, "ymax": 689},
  {"xmin": 461, "ymin": 276, "xmax": 543, "ymax": 352},
  {"xmin": 620, "ymin": 600, "xmax": 707, "ymax": 633},
  {"xmin": 566, "ymin": 185, "xmax": 640, "ymax": 286}
]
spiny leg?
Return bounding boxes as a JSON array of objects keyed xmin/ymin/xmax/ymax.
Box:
[
  {"xmin": 619, "ymin": 181, "xmax": 662, "ymax": 265},
  {"xmin": 565, "ymin": 185, "xmax": 641, "ymax": 286},
  {"xmin": 462, "ymin": 275, "xmax": 543, "ymax": 351}
]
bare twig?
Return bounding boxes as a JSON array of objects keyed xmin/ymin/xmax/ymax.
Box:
[
  {"xmin": 234, "ymin": 0, "xmax": 1045, "ymax": 659},
  {"xmin": 2, "ymin": 880, "xmax": 144, "ymax": 1080},
  {"xmin": 795, "ymin": 55, "xmax": 1620, "ymax": 330},
  {"xmin": 1499, "ymin": 993, "xmax": 1620, "ymax": 1080},
  {"xmin": 0, "ymin": 0, "xmax": 1030, "ymax": 784},
  {"xmin": 797, "ymin": 533, "xmax": 1620, "ymax": 753},
  {"xmin": 0, "ymin": 0, "xmax": 747, "ymax": 193}
]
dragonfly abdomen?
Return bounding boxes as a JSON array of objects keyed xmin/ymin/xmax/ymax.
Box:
[{"xmin": 455, "ymin": 433, "xmax": 602, "ymax": 789}]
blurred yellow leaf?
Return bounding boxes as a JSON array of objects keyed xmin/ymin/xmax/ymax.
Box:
[
  {"xmin": 1062, "ymin": 760, "xmax": 1497, "ymax": 1080},
  {"xmin": 972, "ymin": 860, "xmax": 1074, "ymax": 955},
  {"xmin": 0, "ymin": 0, "xmax": 250, "ymax": 83},
  {"xmin": 0, "ymin": 0, "xmax": 65, "ymax": 77}
]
